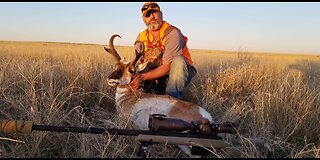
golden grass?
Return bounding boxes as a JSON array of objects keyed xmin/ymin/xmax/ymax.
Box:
[{"xmin": 0, "ymin": 40, "xmax": 319, "ymax": 158}]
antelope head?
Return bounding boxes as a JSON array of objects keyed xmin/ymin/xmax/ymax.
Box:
[{"xmin": 105, "ymin": 34, "xmax": 142, "ymax": 87}]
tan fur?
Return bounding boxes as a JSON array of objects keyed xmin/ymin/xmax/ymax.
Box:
[{"xmin": 168, "ymin": 101, "xmax": 203, "ymax": 122}]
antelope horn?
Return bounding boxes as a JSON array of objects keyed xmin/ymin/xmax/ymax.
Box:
[
  {"xmin": 131, "ymin": 50, "xmax": 142, "ymax": 66},
  {"xmin": 130, "ymin": 41, "xmax": 144, "ymax": 66},
  {"xmin": 104, "ymin": 34, "xmax": 121, "ymax": 61}
]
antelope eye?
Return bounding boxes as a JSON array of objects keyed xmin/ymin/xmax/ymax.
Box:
[{"xmin": 129, "ymin": 67, "xmax": 135, "ymax": 74}]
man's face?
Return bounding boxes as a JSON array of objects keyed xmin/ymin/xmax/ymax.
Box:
[{"xmin": 142, "ymin": 11, "xmax": 163, "ymax": 31}]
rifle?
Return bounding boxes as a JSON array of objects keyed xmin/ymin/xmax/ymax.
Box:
[{"xmin": 0, "ymin": 114, "xmax": 237, "ymax": 158}]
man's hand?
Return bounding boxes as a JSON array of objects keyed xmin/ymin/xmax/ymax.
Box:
[{"xmin": 129, "ymin": 73, "xmax": 143, "ymax": 91}]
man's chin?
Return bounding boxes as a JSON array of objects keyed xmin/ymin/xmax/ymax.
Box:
[{"xmin": 148, "ymin": 24, "xmax": 161, "ymax": 31}]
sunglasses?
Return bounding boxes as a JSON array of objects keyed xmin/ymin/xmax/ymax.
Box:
[{"xmin": 141, "ymin": 3, "xmax": 159, "ymax": 12}]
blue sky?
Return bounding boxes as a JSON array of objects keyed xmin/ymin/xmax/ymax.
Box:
[{"xmin": 1, "ymin": 2, "xmax": 320, "ymax": 55}]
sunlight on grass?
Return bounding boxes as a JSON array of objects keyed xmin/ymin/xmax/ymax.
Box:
[{"xmin": 0, "ymin": 41, "xmax": 319, "ymax": 158}]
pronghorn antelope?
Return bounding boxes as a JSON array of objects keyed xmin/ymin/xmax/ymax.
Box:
[{"xmin": 105, "ymin": 34, "xmax": 270, "ymax": 157}]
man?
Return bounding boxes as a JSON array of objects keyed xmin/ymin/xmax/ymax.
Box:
[{"xmin": 130, "ymin": 2, "xmax": 197, "ymax": 99}]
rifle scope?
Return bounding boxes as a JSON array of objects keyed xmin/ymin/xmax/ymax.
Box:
[{"xmin": 148, "ymin": 114, "xmax": 236, "ymax": 135}]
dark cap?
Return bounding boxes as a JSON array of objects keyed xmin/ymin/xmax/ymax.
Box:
[{"xmin": 141, "ymin": 2, "xmax": 161, "ymax": 17}]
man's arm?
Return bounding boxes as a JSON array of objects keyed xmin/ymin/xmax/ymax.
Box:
[
  {"xmin": 130, "ymin": 29, "xmax": 184, "ymax": 90},
  {"xmin": 130, "ymin": 63, "xmax": 170, "ymax": 90},
  {"xmin": 141, "ymin": 63, "xmax": 170, "ymax": 81}
]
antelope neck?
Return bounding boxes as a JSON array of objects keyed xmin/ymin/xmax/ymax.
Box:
[
  {"xmin": 114, "ymin": 85, "xmax": 144, "ymax": 115},
  {"xmin": 115, "ymin": 85, "xmax": 143, "ymax": 101}
]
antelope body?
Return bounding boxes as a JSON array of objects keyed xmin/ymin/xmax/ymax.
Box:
[
  {"xmin": 115, "ymin": 85, "xmax": 213, "ymax": 130},
  {"xmin": 104, "ymin": 34, "xmax": 269, "ymax": 157},
  {"xmin": 105, "ymin": 34, "xmax": 217, "ymax": 156}
]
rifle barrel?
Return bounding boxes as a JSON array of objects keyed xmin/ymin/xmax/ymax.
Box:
[
  {"xmin": 1, "ymin": 119, "xmax": 222, "ymax": 140},
  {"xmin": 33, "ymin": 124, "xmax": 141, "ymax": 135}
]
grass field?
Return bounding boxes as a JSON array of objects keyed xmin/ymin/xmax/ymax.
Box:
[{"xmin": 0, "ymin": 40, "xmax": 319, "ymax": 158}]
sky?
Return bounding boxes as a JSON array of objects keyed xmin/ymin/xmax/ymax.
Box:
[{"xmin": 1, "ymin": 2, "xmax": 320, "ymax": 55}]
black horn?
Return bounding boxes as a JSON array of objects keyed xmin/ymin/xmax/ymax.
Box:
[
  {"xmin": 130, "ymin": 41, "xmax": 144, "ymax": 66},
  {"xmin": 131, "ymin": 50, "xmax": 142, "ymax": 67},
  {"xmin": 104, "ymin": 34, "xmax": 121, "ymax": 61}
]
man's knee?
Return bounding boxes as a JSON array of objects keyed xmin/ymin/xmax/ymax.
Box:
[
  {"xmin": 165, "ymin": 56, "xmax": 189, "ymax": 99},
  {"xmin": 169, "ymin": 56, "xmax": 188, "ymax": 77},
  {"xmin": 170, "ymin": 56, "xmax": 187, "ymax": 69}
]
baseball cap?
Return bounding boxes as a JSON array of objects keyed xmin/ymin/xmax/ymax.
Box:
[{"xmin": 141, "ymin": 2, "xmax": 161, "ymax": 17}]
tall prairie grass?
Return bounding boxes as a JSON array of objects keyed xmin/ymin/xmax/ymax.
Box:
[{"xmin": 0, "ymin": 41, "xmax": 319, "ymax": 158}]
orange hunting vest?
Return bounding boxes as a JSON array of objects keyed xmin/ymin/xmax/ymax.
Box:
[{"xmin": 138, "ymin": 21, "xmax": 193, "ymax": 66}]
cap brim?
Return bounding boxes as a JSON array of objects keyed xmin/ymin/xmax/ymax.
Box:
[{"xmin": 143, "ymin": 9, "xmax": 160, "ymax": 17}]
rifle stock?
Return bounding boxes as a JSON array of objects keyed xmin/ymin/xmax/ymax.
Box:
[{"xmin": 0, "ymin": 119, "xmax": 33, "ymax": 134}]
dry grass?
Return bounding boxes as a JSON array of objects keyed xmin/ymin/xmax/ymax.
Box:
[{"xmin": 0, "ymin": 40, "xmax": 319, "ymax": 158}]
